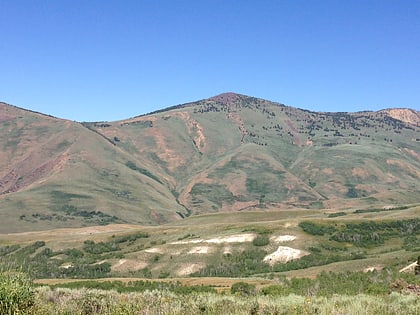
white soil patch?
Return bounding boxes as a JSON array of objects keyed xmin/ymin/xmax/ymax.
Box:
[
  {"xmin": 172, "ymin": 239, "xmax": 203, "ymax": 245},
  {"xmin": 270, "ymin": 235, "xmax": 296, "ymax": 243},
  {"xmin": 93, "ymin": 260, "xmax": 107, "ymax": 265},
  {"xmin": 145, "ymin": 247, "xmax": 164, "ymax": 254},
  {"xmin": 207, "ymin": 233, "xmax": 255, "ymax": 244},
  {"xmin": 263, "ymin": 246, "xmax": 309, "ymax": 265},
  {"xmin": 171, "ymin": 233, "xmax": 255, "ymax": 245},
  {"xmin": 177, "ymin": 263, "xmax": 204, "ymax": 276},
  {"xmin": 223, "ymin": 246, "xmax": 232, "ymax": 255},
  {"xmin": 59, "ymin": 263, "xmax": 73, "ymax": 269},
  {"xmin": 111, "ymin": 259, "xmax": 148, "ymax": 272},
  {"xmin": 188, "ymin": 246, "xmax": 212, "ymax": 254},
  {"xmin": 399, "ymin": 262, "xmax": 418, "ymax": 273},
  {"xmin": 115, "ymin": 259, "xmax": 126, "ymax": 267},
  {"xmin": 364, "ymin": 266, "xmax": 383, "ymax": 272}
]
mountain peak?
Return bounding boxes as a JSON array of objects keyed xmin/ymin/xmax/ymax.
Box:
[{"xmin": 208, "ymin": 92, "xmax": 246, "ymax": 105}]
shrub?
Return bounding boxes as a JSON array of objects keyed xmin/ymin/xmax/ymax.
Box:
[
  {"xmin": 252, "ymin": 235, "xmax": 270, "ymax": 246},
  {"xmin": 327, "ymin": 212, "xmax": 347, "ymax": 218},
  {"xmin": 0, "ymin": 271, "xmax": 34, "ymax": 314},
  {"xmin": 83, "ymin": 240, "xmax": 120, "ymax": 254},
  {"xmin": 299, "ymin": 221, "xmax": 336, "ymax": 235},
  {"xmin": 260, "ymin": 284, "xmax": 291, "ymax": 296},
  {"xmin": 231, "ymin": 282, "xmax": 256, "ymax": 296}
]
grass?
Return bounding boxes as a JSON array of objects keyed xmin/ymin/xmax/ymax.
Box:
[
  {"xmin": 0, "ymin": 207, "xmax": 418, "ymax": 281},
  {"xmin": 0, "ymin": 271, "xmax": 34, "ymax": 314},
  {"xmin": 27, "ymin": 287, "xmax": 420, "ymax": 315},
  {"xmin": 2, "ymin": 275, "xmax": 420, "ymax": 314}
]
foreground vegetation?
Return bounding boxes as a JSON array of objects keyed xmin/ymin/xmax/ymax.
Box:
[
  {"xmin": 1, "ymin": 207, "xmax": 419, "ymax": 313},
  {"xmin": 2, "ymin": 268, "xmax": 420, "ymax": 314},
  {"xmin": 26, "ymin": 289, "xmax": 420, "ymax": 315}
]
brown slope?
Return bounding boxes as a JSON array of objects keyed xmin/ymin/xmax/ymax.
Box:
[
  {"xmin": 0, "ymin": 102, "xmax": 186, "ymax": 233},
  {"xmin": 379, "ymin": 108, "xmax": 420, "ymax": 126},
  {"xmin": 0, "ymin": 103, "xmax": 76, "ymax": 194}
]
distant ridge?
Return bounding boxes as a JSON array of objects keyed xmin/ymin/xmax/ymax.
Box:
[{"xmin": 0, "ymin": 94, "xmax": 419, "ymax": 233}]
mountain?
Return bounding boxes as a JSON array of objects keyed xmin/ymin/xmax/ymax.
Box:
[{"xmin": 0, "ymin": 94, "xmax": 419, "ymax": 233}]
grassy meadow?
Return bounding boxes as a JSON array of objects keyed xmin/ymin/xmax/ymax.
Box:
[
  {"xmin": 1, "ymin": 271, "xmax": 420, "ymax": 314},
  {"xmin": 1, "ymin": 205, "xmax": 419, "ymax": 314}
]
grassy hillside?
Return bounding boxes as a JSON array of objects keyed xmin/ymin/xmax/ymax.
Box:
[
  {"xmin": 0, "ymin": 103, "xmax": 185, "ymax": 233},
  {"xmin": 94, "ymin": 93, "xmax": 419, "ymax": 213},
  {"xmin": 0, "ymin": 93, "xmax": 419, "ymax": 233}
]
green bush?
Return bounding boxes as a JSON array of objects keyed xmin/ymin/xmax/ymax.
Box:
[
  {"xmin": 252, "ymin": 235, "xmax": 270, "ymax": 246},
  {"xmin": 231, "ymin": 282, "xmax": 256, "ymax": 296},
  {"xmin": 327, "ymin": 212, "xmax": 347, "ymax": 218},
  {"xmin": 83, "ymin": 240, "xmax": 120, "ymax": 254},
  {"xmin": 261, "ymin": 284, "xmax": 292, "ymax": 296},
  {"xmin": 0, "ymin": 271, "xmax": 34, "ymax": 314},
  {"xmin": 299, "ymin": 221, "xmax": 336, "ymax": 236}
]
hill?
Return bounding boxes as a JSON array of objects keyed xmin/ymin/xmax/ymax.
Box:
[{"xmin": 0, "ymin": 93, "xmax": 419, "ymax": 233}]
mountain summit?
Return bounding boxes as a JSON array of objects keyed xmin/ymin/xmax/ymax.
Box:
[{"xmin": 0, "ymin": 96, "xmax": 419, "ymax": 233}]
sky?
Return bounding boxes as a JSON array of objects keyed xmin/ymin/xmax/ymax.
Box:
[{"xmin": 1, "ymin": 0, "xmax": 419, "ymax": 121}]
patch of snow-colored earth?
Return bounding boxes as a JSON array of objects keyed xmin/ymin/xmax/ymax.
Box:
[
  {"xmin": 188, "ymin": 246, "xmax": 213, "ymax": 254},
  {"xmin": 172, "ymin": 239, "xmax": 203, "ymax": 244},
  {"xmin": 263, "ymin": 246, "xmax": 309, "ymax": 265},
  {"xmin": 364, "ymin": 266, "xmax": 383, "ymax": 272},
  {"xmin": 171, "ymin": 233, "xmax": 256, "ymax": 245},
  {"xmin": 223, "ymin": 246, "xmax": 232, "ymax": 255},
  {"xmin": 399, "ymin": 262, "xmax": 418, "ymax": 273},
  {"xmin": 270, "ymin": 235, "xmax": 296, "ymax": 242},
  {"xmin": 145, "ymin": 247, "xmax": 165, "ymax": 254},
  {"xmin": 177, "ymin": 263, "xmax": 204, "ymax": 276},
  {"xmin": 111, "ymin": 259, "xmax": 148, "ymax": 272},
  {"xmin": 59, "ymin": 263, "xmax": 73, "ymax": 269}
]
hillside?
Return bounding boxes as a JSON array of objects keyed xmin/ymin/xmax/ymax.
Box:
[{"xmin": 0, "ymin": 93, "xmax": 419, "ymax": 233}]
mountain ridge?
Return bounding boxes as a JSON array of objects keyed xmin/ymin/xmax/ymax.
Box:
[
  {"xmin": 2, "ymin": 93, "xmax": 418, "ymax": 125},
  {"xmin": 104, "ymin": 93, "xmax": 419, "ymax": 126},
  {"xmin": 0, "ymin": 94, "xmax": 419, "ymax": 233}
]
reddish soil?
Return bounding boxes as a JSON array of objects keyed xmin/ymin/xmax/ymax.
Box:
[
  {"xmin": 0, "ymin": 152, "xmax": 67, "ymax": 194},
  {"xmin": 209, "ymin": 92, "xmax": 243, "ymax": 105}
]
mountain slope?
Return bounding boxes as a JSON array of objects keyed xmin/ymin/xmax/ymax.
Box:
[
  {"xmin": 379, "ymin": 108, "xmax": 419, "ymax": 126},
  {"xmin": 0, "ymin": 94, "xmax": 419, "ymax": 233},
  {"xmin": 93, "ymin": 93, "xmax": 419, "ymax": 210},
  {"xmin": 0, "ymin": 103, "xmax": 185, "ymax": 233}
]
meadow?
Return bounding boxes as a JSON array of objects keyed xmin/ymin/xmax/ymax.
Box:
[
  {"xmin": 1, "ymin": 205, "xmax": 420, "ymax": 314},
  {"xmin": 1, "ymin": 269, "xmax": 420, "ymax": 314}
]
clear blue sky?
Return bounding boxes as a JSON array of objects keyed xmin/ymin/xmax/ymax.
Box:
[{"xmin": 1, "ymin": 0, "xmax": 419, "ymax": 121}]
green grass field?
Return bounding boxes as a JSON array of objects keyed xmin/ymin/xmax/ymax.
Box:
[{"xmin": 1, "ymin": 205, "xmax": 418, "ymax": 281}]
